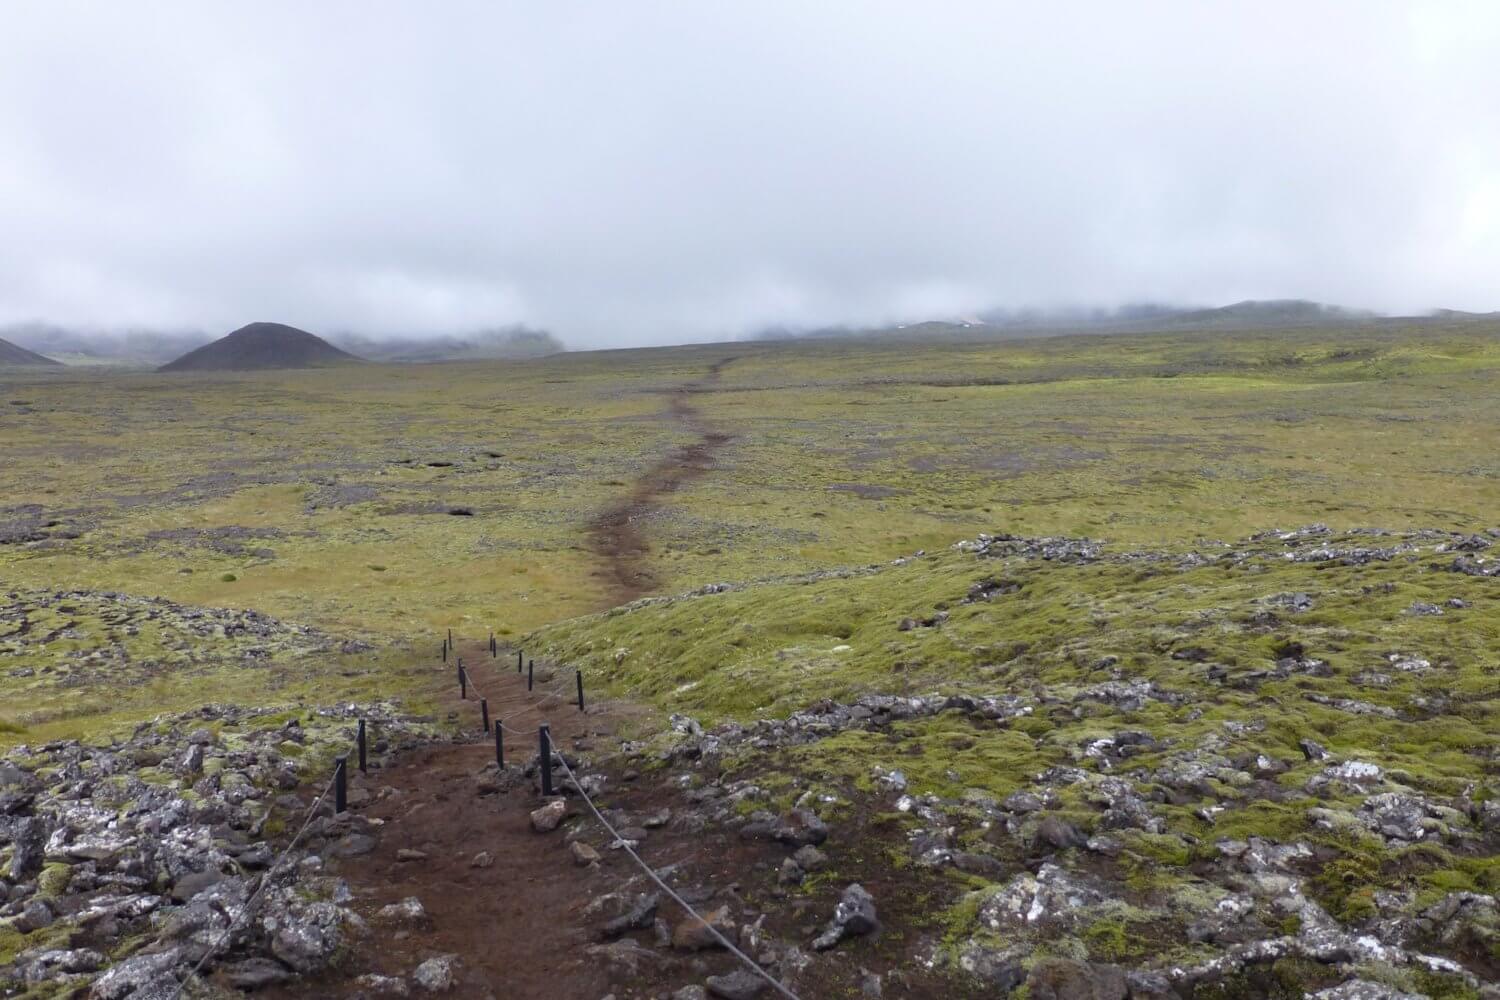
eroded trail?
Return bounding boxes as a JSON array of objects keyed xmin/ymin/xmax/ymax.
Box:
[
  {"xmin": 265, "ymin": 644, "xmax": 833, "ymax": 1000},
  {"xmin": 587, "ymin": 357, "xmax": 738, "ymax": 605},
  {"xmin": 259, "ymin": 650, "xmax": 610, "ymax": 998}
]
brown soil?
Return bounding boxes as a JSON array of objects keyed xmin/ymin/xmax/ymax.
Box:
[
  {"xmin": 248, "ymin": 642, "xmax": 968, "ymax": 999},
  {"xmin": 587, "ymin": 358, "xmax": 738, "ymax": 605},
  {"xmin": 261, "ymin": 648, "xmax": 613, "ymax": 998}
]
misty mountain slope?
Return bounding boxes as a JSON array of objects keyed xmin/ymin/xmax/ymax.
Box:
[
  {"xmin": 158, "ymin": 322, "xmax": 365, "ymax": 371},
  {"xmin": 330, "ymin": 326, "xmax": 564, "ymax": 362},
  {"xmin": 0, "ymin": 337, "xmax": 62, "ymax": 366}
]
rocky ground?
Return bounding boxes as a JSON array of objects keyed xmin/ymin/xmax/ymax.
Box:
[
  {"xmin": 4, "ymin": 526, "xmax": 1500, "ymax": 998},
  {"xmin": 0, "ymin": 702, "xmax": 442, "ymax": 997},
  {"xmin": 522, "ymin": 526, "xmax": 1500, "ymax": 998}
]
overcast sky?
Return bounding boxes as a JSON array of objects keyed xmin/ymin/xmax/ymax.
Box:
[{"xmin": 2, "ymin": 3, "xmax": 1498, "ymax": 347}]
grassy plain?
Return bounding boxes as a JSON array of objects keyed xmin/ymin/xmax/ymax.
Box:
[
  {"xmin": 4, "ymin": 321, "xmax": 1500, "ymax": 992},
  {"xmin": 1, "ymin": 321, "xmax": 1499, "ymax": 743}
]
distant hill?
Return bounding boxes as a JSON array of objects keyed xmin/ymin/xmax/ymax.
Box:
[
  {"xmin": 1, "ymin": 323, "xmax": 210, "ymax": 367},
  {"xmin": 330, "ymin": 326, "xmax": 564, "ymax": 363},
  {"xmin": 1148, "ymin": 299, "xmax": 1378, "ymax": 329},
  {"xmin": 158, "ymin": 322, "xmax": 364, "ymax": 372},
  {"xmin": 0, "ymin": 337, "xmax": 62, "ymax": 367},
  {"xmin": 751, "ymin": 299, "xmax": 1481, "ymax": 344}
]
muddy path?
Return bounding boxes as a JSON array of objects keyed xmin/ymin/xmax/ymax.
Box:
[{"xmin": 587, "ymin": 357, "xmax": 739, "ymax": 605}]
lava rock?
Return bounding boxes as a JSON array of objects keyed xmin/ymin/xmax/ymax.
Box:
[
  {"xmin": 672, "ymin": 905, "xmax": 735, "ymax": 951},
  {"xmin": 413, "ymin": 953, "xmax": 460, "ymax": 992},
  {"xmin": 812, "ymin": 883, "xmax": 878, "ymax": 950},
  {"xmin": 707, "ymin": 969, "xmax": 768, "ymax": 1000},
  {"xmin": 530, "ymin": 799, "xmax": 568, "ymax": 833},
  {"xmin": 600, "ymin": 893, "xmax": 659, "ymax": 939}
]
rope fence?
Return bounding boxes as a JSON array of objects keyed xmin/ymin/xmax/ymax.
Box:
[
  {"xmin": 458, "ymin": 637, "xmax": 800, "ymax": 999},
  {"xmin": 153, "ymin": 631, "xmax": 797, "ymax": 998},
  {"xmin": 552, "ymin": 752, "xmax": 802, "ymax": 999}
]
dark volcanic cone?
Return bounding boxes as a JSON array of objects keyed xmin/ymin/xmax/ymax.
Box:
[{"xmin": 158, "ymin": 322, "xmax": 364, "ymax": 372}]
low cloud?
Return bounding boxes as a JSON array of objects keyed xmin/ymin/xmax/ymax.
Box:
[{"xmin": 2, "ymin": 2, "xmax": 1497, "ymax": 347}]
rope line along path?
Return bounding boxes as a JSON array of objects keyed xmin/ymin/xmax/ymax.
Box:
[
  {"xmin": 461, "ymin": 653, "xmax": 802, "ymax": 999},
  {"xmin": 551, "ymin": 752, "xmax": 804, "ymax": 1000},
  {"xmin": 170, "ymin": 771, "xmax": 339, "ymax": 999}
]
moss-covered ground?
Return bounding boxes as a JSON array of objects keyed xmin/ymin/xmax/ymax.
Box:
[
  {"xmin": 4, "ymin": 320, "xmax": 1500, "ymax": 990},
  {"xmin": 3, "ymin": 321, "xmax": 1498, "ymax": 739}
]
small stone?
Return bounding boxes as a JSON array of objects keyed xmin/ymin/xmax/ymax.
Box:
[
  {"xmin": 812, "ymin": 883, "xmax": 878, "ymax": 950},
  {"xmin": 531, "ymin": 799, "xmax": 568, "ymax": 833},
  {"xmin": 355, "ymin": 973, "xmax": 412, "ymax": 997},
  {"xmin": 470, "ymin": 851, "xmax": 494, "ymax": 869},
  {"xmin": 792, "ymin": 844, "xmax": 828, "ymax": 871},
  {"xmin": 170, "ymin": 869, "xmax": 227, "ymax": 903},
  {"xmin": 12, "ymin": 898, "xmax": 54, "ymax": 933},
  {"xmin": 1003, "ymin": 790, "xmax": 1044, "ymax": 813},
  {"xmin": 223, "ymin": 958, "xmax": 295, "ymax": 989},
  {"xmin": 329, "ymin": 833, "xmax": 377, "ymax": 858},
  {"xmin": 571, "ymin": 841, "xmax": 601, "ymax": 867},
  {"xmin": 396, "ymin": 848, "xmax": 429, "ymax": 862},
  {"xmin": 1026, "ymin": 957, "xmax": 1128, "ymax": 1000},
  {"xmin": 1299, "ymin": 738, "xmax": 1330, "ymax": 761},
  {"xmin": 601, "ymin": 893, "xmax": 659, "ymax": 938},
  {"xmin": 378, "ymin": 897, "xmax": 430, "ymax": 927},
  {"xmin": 413, "ymin": 954, "xmax": 460, "ymax": 992},
  {"xmin": 1035, "ymin": 815, "xmax": 1087, "ymax": 851},
  {"xmin": 707, "ymin": 969, "xmax": 767, "ymax": 1000},
  {"xmin": 774, "ymin": 808, "xmax": 828, "ymax": 847},
  {"xmin": 672, "ymin": 905, "xmax": 735, "ymax": 951}
]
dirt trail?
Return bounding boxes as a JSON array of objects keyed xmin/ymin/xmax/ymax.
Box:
[
  {"xmin": 263, "ymin": 643, "xmax": 826, "ymax": 999},
  {"xmin": 587, "ymin": 358, "xmax": 738, "ymax": 605},
  {"xmin": 266, "ymin": 648, "xmax": 615, "ymax": 998}
]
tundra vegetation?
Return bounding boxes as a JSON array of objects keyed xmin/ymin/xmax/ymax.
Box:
[{"xmin": 2, "ymin": 321, "xmax": 1499, "ymax": 996}]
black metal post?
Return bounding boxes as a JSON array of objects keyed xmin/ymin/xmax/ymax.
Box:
[
  {"xmin": 334, "ymin": 756, "xmax": 348, "ymax": 813},
  {"xmin": 527, "ymin": 658, "xmax": 534, "ymax": 691},
  {"xmin": 459, "ymin": 660, "xmax": 467, "ymax": 700},
  {"xmin": 357, "ymin": 719, "xmax": 367, "ymax": 773},
  {"xmin": 576, "ymin": 670, "xmax": 585, "ymax": 712},
  {"xmin": 517, "ymin": 649, "xmax": 522, "ymax": 673},
  {"xmin": 442, "ymin": 639, "xmax": 447, "ymax": 662},
  {"xmin": 448, "ymin": 627, "xmax": 453, "ymax": 647},
  {"xmin": 480, "ymin": 697, "xmax": 489, "ymax": 734},
  {"xmin": 494, "ymin": 720, "xmax": 504, "ymax": 767},
  {"xmin": 539, "ymin": 724, "xmax": 553, "ymax": 796}
]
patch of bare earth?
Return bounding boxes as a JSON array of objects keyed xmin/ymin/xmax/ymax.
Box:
[{"xmin": 587, "ymin": 359, "xmax": 738, "ymax": 605}]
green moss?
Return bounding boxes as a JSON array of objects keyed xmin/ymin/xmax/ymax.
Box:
[
  {"xmin": 1410, "ymin": 971, "xmax": 1482, "ymax": 1000},
  {"xmin": 37, "ymin": 862, "xmax": 72, "ymax": 899},
  {"xmin": 1081, "ymin": 915, "xmax": 1134, "ymax": 960}
]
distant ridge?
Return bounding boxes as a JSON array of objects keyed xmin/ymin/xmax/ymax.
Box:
[
  {"xmin": 158, "ymin": 322, "xmax": 363, "ymax": 372},
  {"xmin": 0, "ymin": 337, "xmax": 62, "ymax": 367},
  {"xmin": 1152, "ymin": 299, "xmax": 1378, "ymax": 328}
]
